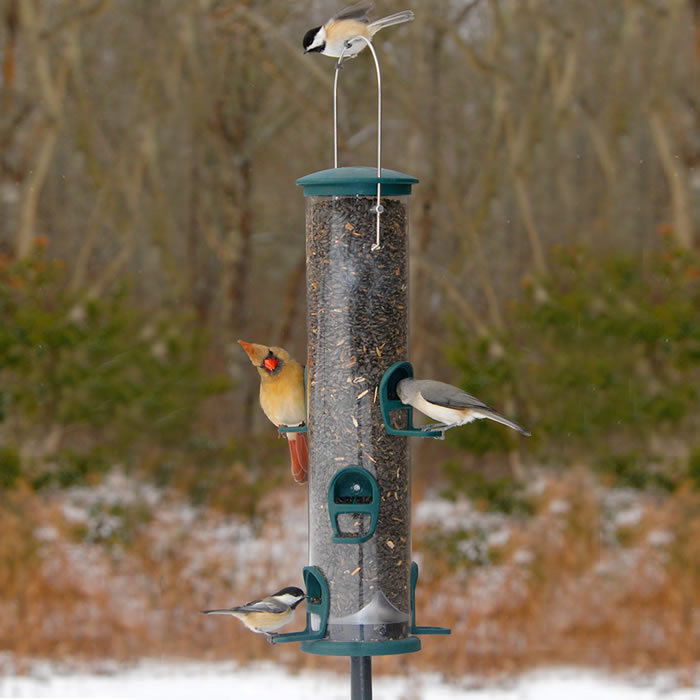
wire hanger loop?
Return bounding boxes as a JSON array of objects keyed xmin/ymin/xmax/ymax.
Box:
[{"xmin": 333, "ymin": 37, "xmax": 383, "ymax": 251}]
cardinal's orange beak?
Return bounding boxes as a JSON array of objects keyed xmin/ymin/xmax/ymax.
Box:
[
  {"xmin": 238, "ymin": 339, "xmax": 268, "ymax": 367},
  {"xmin": 237, "ymin": 339, "xmax": 254, "ymax": 357}
]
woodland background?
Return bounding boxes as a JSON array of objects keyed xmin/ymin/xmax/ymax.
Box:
[{"xmin": 0, "ymin": 0, "xmax": 698, "ymax": 680}]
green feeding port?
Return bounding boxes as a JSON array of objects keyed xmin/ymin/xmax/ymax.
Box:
[
  {"xmin": 297, "ymin": 166, "xmax": 418, "ymax": 197},
  {"xmin": 410, "ymin": 562, "xmax": 451, "ymax": 636},
  {"xmin": 379, "ymin": 362, "xmax": 443, "ymax": 439},
  {"xmin": 328, "ymin": 466, "xmax": 380, "ymax": 544}
]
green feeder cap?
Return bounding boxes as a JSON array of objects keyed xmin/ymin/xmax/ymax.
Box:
[{"xmin": 297, "ymin": 166, "xmax": 418, "ymax": 196}]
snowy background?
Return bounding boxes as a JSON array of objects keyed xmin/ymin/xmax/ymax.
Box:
[{"xmin": 1, "ymin": 662, "xmax": 698, "ymax": 700}]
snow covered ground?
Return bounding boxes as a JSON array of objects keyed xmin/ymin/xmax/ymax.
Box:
[{"xmin": 0, "ymin": 662, "xmax": 696, "ymax": 699}]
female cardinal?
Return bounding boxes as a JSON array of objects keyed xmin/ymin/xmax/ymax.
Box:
[{"xmin": 238, "ymin": 340, "xmax": 308, "ymax": 484}]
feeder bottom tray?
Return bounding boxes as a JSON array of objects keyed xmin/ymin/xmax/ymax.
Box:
[{"xmin": 301, "ymin": 637, "xmax": 421, "ymax": 657}]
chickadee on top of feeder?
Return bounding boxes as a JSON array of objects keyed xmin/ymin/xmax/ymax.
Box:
[{"xmin": 303, "ymin": 1, "xmax": 415, "ymax": 59}]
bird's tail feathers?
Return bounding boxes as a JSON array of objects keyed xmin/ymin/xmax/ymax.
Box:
[
  {"xmin": 202, "ymin": 609, "xmax": 237, "ymax": 615},
  {"xmin": 476, "ymin": 410, "xmax": 531, "ymax": 436},
  {"xmin": 287, "ymin": 432, "xmax": 309, "ymax": 484},
  {"xmin": 369, "ymin": 10, "xmax": 415, "ymax": 33}
]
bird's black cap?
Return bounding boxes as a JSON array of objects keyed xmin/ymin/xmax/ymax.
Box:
[
  {"xmin": 303, "ymin": 26, "xmax": 323, "ymax": 53},
  {"xmin": 274, "ymin": 586, "xmax": 305, "ymax": 598}
]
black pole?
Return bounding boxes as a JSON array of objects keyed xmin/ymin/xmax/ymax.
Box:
[{"xmin": 350, "ymin": 656, "xmax": 372, "ymax": 700}]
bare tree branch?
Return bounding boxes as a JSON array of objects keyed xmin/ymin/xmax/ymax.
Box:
[{"xmin": 649, "ymin": 109, "xmax": 694, "ymax": 249}]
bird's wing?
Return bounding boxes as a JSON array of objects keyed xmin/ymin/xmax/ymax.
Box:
[
  {"xmin": 233, "ymin": 597, "xmax": 288, "ymax": 614},
  {"xmin": 418, "ymin": 380, "xmax": 492, "ymax": 411},
  {"xmin": 333, "ymin": 1, "xmax": 374, "ymax": 23}
]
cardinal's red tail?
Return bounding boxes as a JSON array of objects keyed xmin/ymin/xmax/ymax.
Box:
[{"xmin": 287, "ymin": 431, "xmax": 308, "ymax": 484}]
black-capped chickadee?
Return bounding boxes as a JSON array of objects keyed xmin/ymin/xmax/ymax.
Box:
[
  {"xmin": 303, "ymin": 1, "xmax": 415, "ymax": 59},
  {"xmin": 397, "ymin": 378, "xmax": 531, "ymax": 436},
  {"xmin": 201, "ymin": 586, "xmax": 306, "ymax": 640}
]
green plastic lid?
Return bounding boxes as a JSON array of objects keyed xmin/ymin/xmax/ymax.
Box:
[{"xmin": 297, "ymin": 166, "xmax": 418, "ymax": 196}]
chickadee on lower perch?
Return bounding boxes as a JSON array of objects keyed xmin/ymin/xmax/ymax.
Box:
[{"xmin": 201, "ymin": 586, "xmax": 306, "ymax": 640}]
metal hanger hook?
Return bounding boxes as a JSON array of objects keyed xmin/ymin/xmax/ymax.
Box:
[{"xmin": 333, "ymin": 36, "xmax": 383, "ymax": 252}]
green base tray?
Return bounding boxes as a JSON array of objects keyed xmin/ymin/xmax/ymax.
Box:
[{"xmin": 301, "ymin": 636, "xmax": 421, "ymax": 657}]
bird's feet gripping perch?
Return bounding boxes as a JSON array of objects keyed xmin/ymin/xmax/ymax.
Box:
[{"xmin": 420, "ymin": 423, "xmax": 448, "ymax": 439}]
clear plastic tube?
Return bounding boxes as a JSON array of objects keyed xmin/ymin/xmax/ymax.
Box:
[{"xmin": 306, "ymin": 194, "xmax": 411, "ymax": 643}]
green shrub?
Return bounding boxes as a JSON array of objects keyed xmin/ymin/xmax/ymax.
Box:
[
  {"xmin": 0, "ymin": 448, "xmax": 21, "ymax": 489},
  {"xmin": 0, "ymin": 253, "xmax": 231, "ymax": 491},
  {"xmin": 446, "ymin": 243, "xmax": 700, "ymax": 497}
]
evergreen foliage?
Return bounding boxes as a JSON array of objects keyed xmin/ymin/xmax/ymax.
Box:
[{"xmin": 446, "ymin": 244, "xmax": 700, "ymax": 505}]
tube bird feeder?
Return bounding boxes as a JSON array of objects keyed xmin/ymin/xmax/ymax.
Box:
[{"xmin": 300, "ymin": 166, "xmax": 418, "ymax": 655}]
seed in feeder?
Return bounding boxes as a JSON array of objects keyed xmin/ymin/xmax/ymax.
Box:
[
  {"xmin": 306, "ymin": 194, "xmax": 411, "ymax": 637},
  {"xmin": 386, "ymin": 540, "xmax": 395, "ymax": 550}
]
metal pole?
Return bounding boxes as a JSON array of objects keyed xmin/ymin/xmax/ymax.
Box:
[{"xmin": 350, "ymin": 656, "xmax": 372, "ymax": 700}]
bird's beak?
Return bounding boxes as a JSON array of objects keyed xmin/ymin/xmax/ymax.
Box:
[
  {"xmin": 238, "ymin": 339, "xmax": 254, "ymax": 356},
  {"xmin": 238, "ymin": 339, "xmax": 269, "ymax": 368},
  {"xmin": 238, "ymin": 339, "xmax": 262, "ymax": 364}
]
